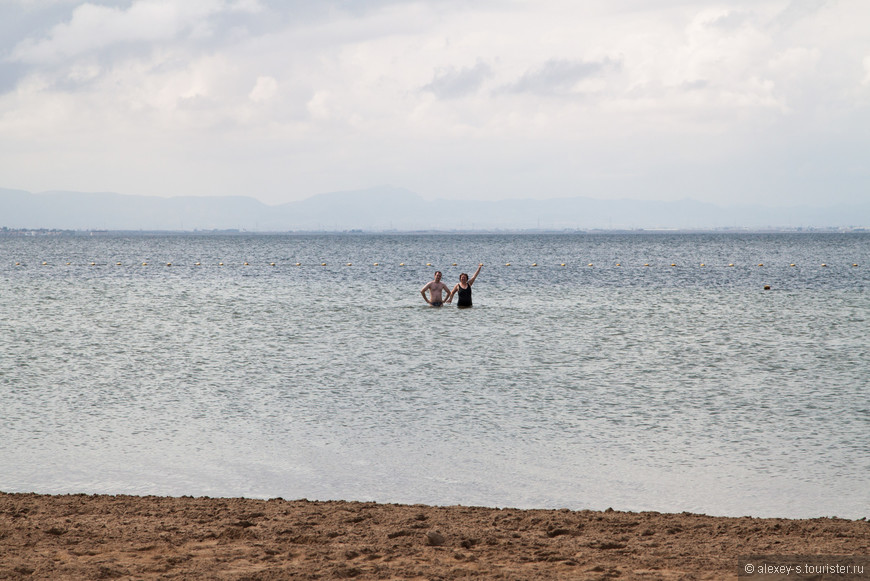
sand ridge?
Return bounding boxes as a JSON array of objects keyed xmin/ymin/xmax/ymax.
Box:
[{"xmin": 1, "ymin": 492, "xmax": 867, "ymax": 580}]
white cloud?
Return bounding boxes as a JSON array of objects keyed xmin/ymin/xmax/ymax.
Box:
[
  {"xmin": 248, "ymin": 75, "xmax": 277, "ymax": 102},
  {"xmin": 8, "ymin": 0, "xmax": 258, "ymax": 64},
  {"xmin": 768, "ymin": 47, "xmax": 820, "ymax": 77},
  {"xmin": 306, "ymin": 91, "xmax": 332, "ymax": 121}
]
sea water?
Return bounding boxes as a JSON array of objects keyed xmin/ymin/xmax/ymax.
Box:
[{"xmin": 1, "ymin": 233, "xmax": 868, "ymax": 519}]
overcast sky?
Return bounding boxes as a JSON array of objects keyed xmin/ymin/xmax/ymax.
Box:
[{"xmin": 1, "ymin": 0, "xmax": 868, "ymax": 206}]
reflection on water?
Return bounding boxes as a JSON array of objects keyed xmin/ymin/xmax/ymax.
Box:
[{"xmin": 1, "ymin": 233, "xmax": 868, "ymax": 518}]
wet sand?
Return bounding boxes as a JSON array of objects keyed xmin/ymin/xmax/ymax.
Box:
[{"xmin": 1, "ymin": 492, "xmax": 867, "ymax": 580}]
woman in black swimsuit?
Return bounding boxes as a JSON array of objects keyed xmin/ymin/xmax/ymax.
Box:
[{"xmin": 447, "ymin": 264, "xmax": 482, "ymax": 308}]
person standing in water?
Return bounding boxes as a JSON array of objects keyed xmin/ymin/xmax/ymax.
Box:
[
  {"xmin": 447, "ymin": 264, "xmax": 483, "ymax": 308},
  {"xmin": 420, "ymin": 270, "xmax": 451, "ymax": 307}
]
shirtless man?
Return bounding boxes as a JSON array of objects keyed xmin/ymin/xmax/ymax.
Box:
[{"xmin": 420, "ymin": 271, "xmax": 450, "ymax": 307}]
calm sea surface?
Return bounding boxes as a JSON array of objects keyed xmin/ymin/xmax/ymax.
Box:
[{"xmin": 1, "ymin": 233, "xmax": 868, "ymax": 518}]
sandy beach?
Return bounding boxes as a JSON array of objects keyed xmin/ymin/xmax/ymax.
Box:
[{"xmin": 1, "ymin": 492, "xmax": 867, "ymax": 580}]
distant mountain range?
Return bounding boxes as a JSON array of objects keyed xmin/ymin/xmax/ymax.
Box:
[{"xmin": 1, "ymin": 186, "xmax": 868, "ymax": 231}]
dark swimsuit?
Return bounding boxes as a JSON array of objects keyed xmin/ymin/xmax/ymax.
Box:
[
  {"xmin": 457, "ymin": 285, "xmax": 472, "ymax": 308},
  {"xmin": 430, "ymin": 301, "xmax": 443, "ymax": 307}
]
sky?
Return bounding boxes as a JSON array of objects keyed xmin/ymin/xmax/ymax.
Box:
[{"xmin": 0, "ymin": 0, "xmax": 868, "ymax": 207}]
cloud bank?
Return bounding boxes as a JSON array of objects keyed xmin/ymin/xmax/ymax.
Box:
[{"xmin": 1, "ymin": 0, "xmax": 868, "ymax": 206}]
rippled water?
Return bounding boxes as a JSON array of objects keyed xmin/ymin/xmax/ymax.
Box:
[{"xmin": 1, "ymin": 233, "xmax": 868, "ymax": 518}]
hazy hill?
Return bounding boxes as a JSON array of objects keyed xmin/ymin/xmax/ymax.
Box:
[{"xmin": 1, "ymin": 186, "xmax": 867, "ymax": 231}]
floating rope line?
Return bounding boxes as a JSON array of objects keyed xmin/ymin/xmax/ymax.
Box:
[{"xmin": 10, "ymin": 261, "xmax": 863, "ymax": 268}]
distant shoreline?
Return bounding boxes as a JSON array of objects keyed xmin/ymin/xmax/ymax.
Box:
[
  {"xmin": 4, "ymin": 187, "xmax": 869, "ymax": 232},
  {"xmin": 3, "ymin": 226, "xmax": 868, "ymax": 236},
  {"xmin": 1, "ymin": 492, "xmax": 867, "ymax": 579}
]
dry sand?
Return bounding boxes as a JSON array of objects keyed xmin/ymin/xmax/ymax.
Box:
[{"xmin": 1, "ymin": 492, "xmax": 867, "ymax": 580}]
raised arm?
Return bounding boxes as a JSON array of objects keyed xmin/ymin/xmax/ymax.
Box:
[{"xmin": 468, "ymin": 263, "xmax": 483, "ymax": 285}]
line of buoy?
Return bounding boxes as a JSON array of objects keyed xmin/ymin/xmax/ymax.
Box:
[{"xmin": 10, "ymin": 261, "xmax": 863, "ymax": 268}]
